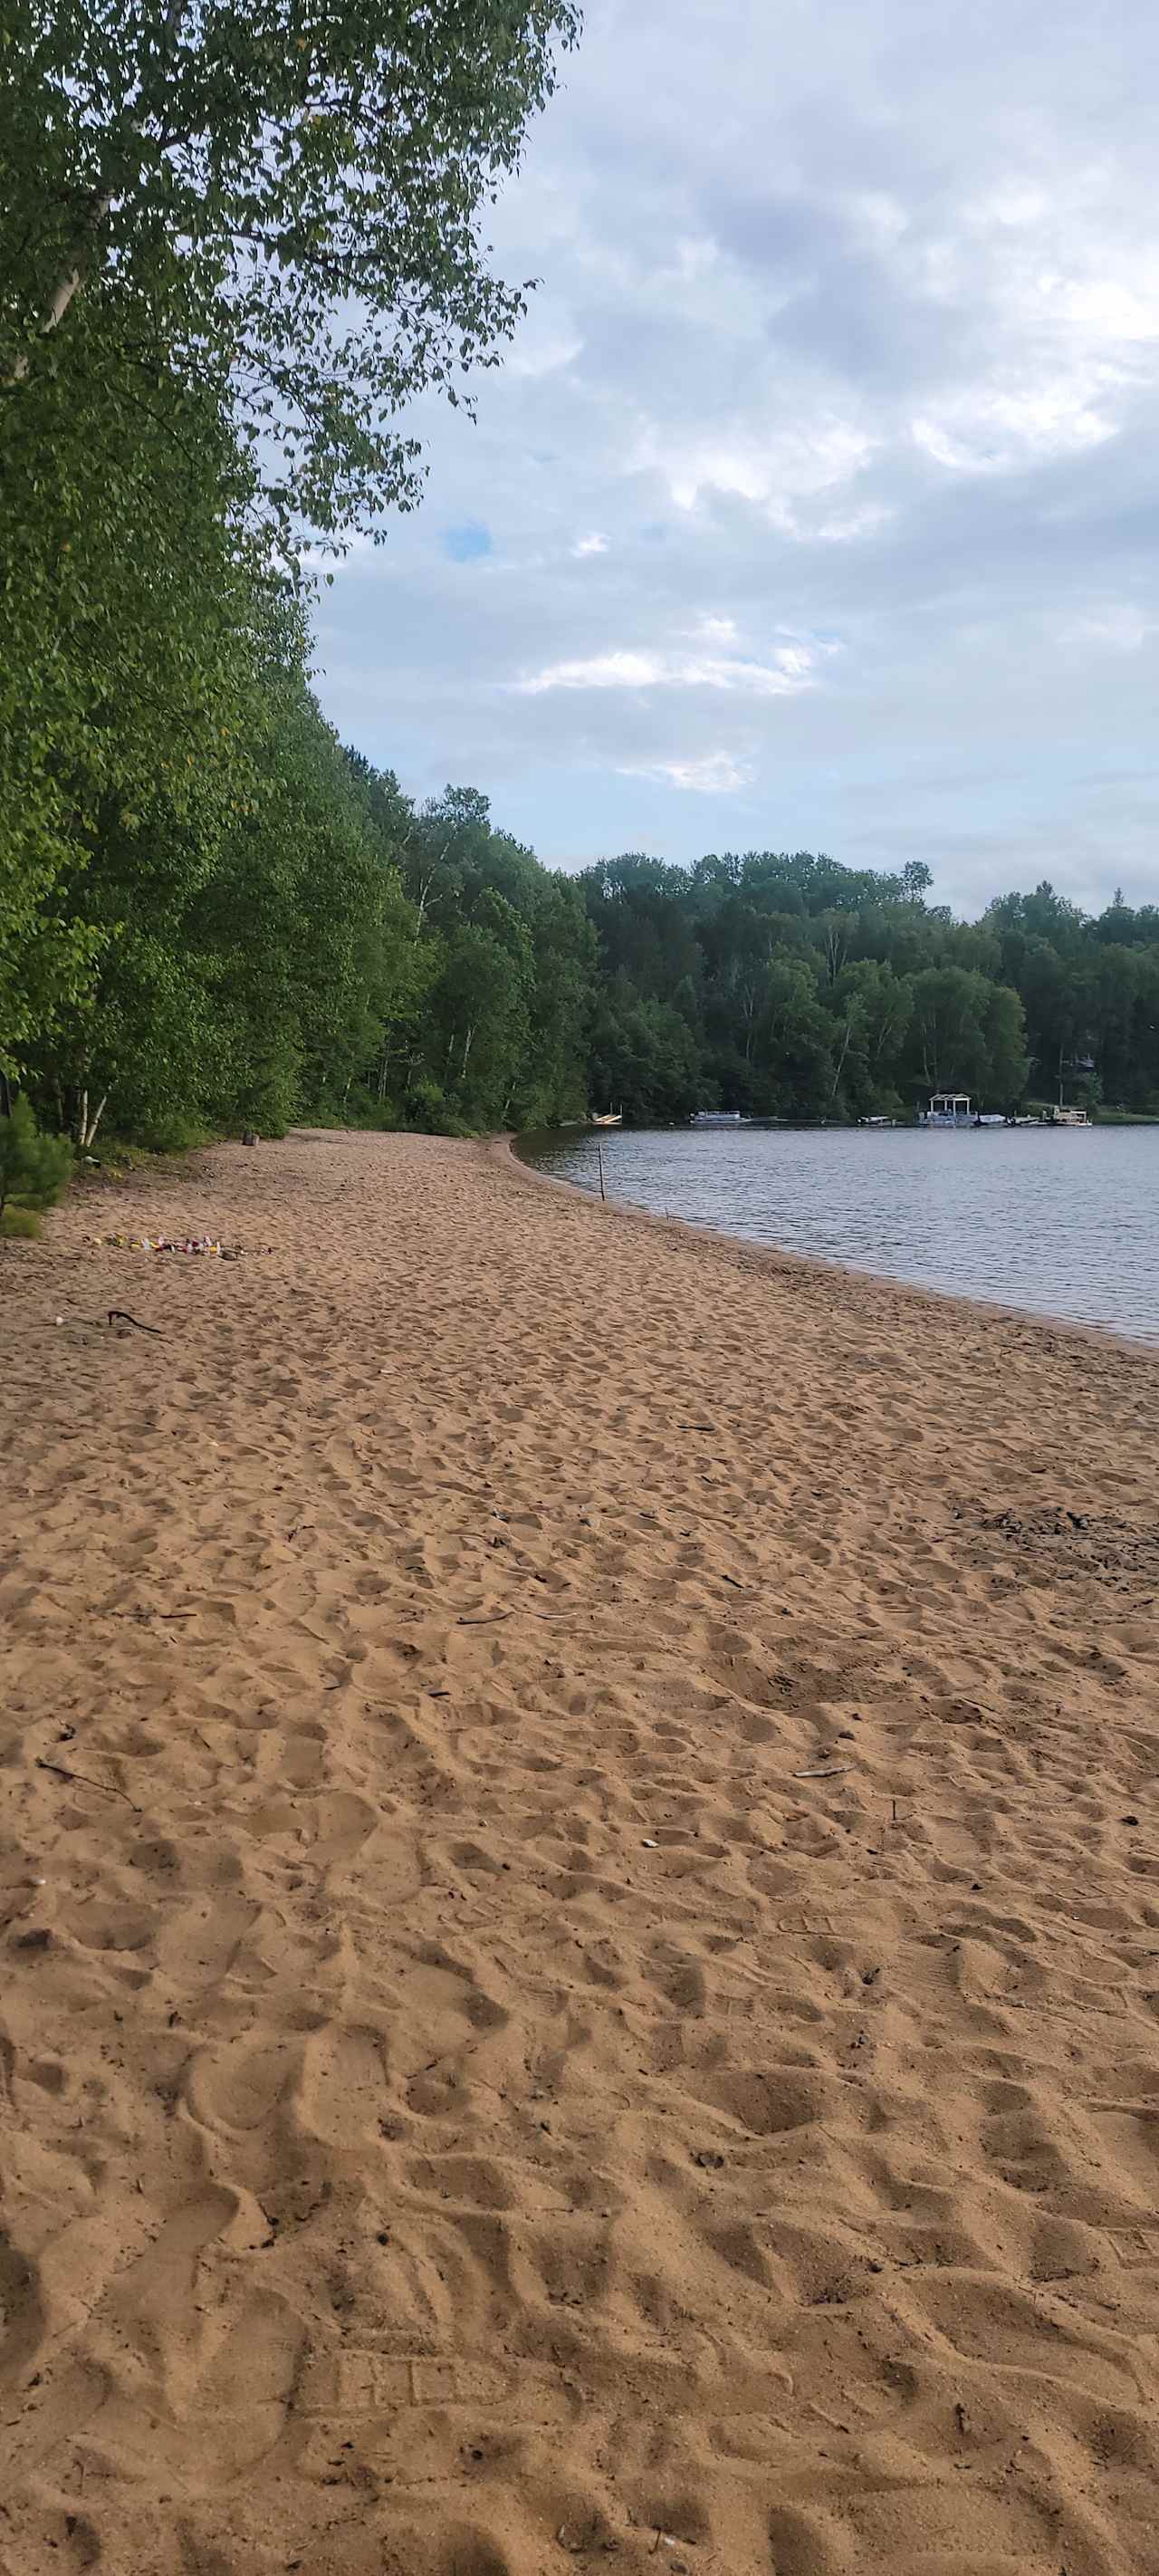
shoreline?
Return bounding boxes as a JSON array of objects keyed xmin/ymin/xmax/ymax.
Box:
[
  {"xmin": 504, "ymin": 1127, "xmax": 1159, "ymax": 1369},
  {"xmin": 3, "ymin": 1128, "xmax": 1159, "ymax": 2575}
]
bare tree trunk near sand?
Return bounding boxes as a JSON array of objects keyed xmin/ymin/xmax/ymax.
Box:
[{"xmin": 77, "ymin": 1090, "xmax": 108, "ymax": 1150}]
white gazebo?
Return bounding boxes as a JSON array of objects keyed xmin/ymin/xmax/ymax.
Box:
[{"xmin": 920, "ymin": 1092, "xmax": 972, "ymax": 1126}]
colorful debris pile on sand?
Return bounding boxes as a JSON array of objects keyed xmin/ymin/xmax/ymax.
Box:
[{"xmin": 99, "ymin": 1233, "xmax": 241, "ymax": 1257}]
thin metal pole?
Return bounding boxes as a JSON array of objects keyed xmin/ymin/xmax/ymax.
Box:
[{"xmin": 597, "ymin": 1140, "xmax": 606, "ymax": 1201}]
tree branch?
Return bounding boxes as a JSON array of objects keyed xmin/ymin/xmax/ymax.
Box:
[{"xmin": 9, "ymin": 0, "xmax": 190, "ymax": 383}]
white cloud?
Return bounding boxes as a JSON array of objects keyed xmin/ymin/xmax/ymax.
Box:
[
  {"xmin": 512, "ymin": 639, "xmax": 833, "ymax": 696},
  {"xmin": 300, "ymin": 532, "xmax": 375, "ymax": 566},
  {"xmin": 841, "ymin": 188, "xmax": 910, "ymax": 249},
  {"xmin": 572, "ymin": 532, "xmax": 609, "ymax": 557},
  {"xmin": 913, "ymin": 380, "xmax": 1116, "ymax": 473},
  {"xmin": 503, "ymin": 295, "xmax": 583, "ymax": 378},
  {"xmin": 645, "ymin": 419, "xmax": 876, "ymax": 517},
  {"xmin": 811, "ymin": 502, "xmax": 894, "ymax": 543},
  {"xmin": 513, "ymin": 649, "xmax": 660, "ymax": 692},
  {"xmin": 1061, "ymin": 604, "xmax": 1154, "ymax": 651},
  {"xmin": 619, "ymin": 750, "xmax": 754, "ymax": 793}
]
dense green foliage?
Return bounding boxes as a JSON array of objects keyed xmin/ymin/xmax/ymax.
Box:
[
  {"xmin": 572, "ymin": 853, "xmax": 1159, "ymax": 1124},
  {"xmin": 0, "ymin": 0, "xmax": 585, "ymax": 1153},
  {"xmin": 12, "ymin": 720, "xmax": 1159, "ymax": 1144},
  {"xmin": 0, "ymin": 1095, "xmax": 72, "ymax": 1232},
  {"xmin": 4, "ymin": 0, "xmax": 580, "ymax": 543}
]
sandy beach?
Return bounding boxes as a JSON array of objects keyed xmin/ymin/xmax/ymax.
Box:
[{"xmin": 3, "ymin": 1128, "xmax": 1159, "ymax": 2576}]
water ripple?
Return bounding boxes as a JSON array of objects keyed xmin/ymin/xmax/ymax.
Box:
[{"xmin": 520, "ymin": 1124, "xmax": 1159, "ymax": 1348}]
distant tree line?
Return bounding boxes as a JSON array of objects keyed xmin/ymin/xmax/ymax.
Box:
[
  {"xmin": 574, "ymin": 851, "xmax": 1159, "ymax": 1125},
  {"xmin": 5, "ymin": 682, "xmax": 1159, "ymax": 1144}
]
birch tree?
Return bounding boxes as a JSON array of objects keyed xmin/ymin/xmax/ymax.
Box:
[{"xmin": 2, "ymin": 0, "xmax": 581, "ymax": 540}]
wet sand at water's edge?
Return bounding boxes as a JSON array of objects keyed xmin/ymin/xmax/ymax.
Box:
[{"xmin": 3, "ymin": 1128, "xmax": 1159, "ymax": 2575}]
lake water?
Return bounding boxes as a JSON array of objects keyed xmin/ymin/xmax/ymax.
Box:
[{"xmin": 519, "ymin": 1123, "xmax": 1159, "ymax": 1348}]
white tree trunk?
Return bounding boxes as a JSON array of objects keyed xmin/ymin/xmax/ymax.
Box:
[
  {"xmin": 9, "ymin": 0, "xmax": 185, "ymax": 380},
  {"xmin": 8, "ymin": 197, "xmax": 112, "ymax": 382},
  {"xmin": 829, "ymin": 1019, "xmax": 855, "ymax": 1099},
  {"xmin": 77, "ymin": 1089, "xmax": 108, "ymax": 1149}
]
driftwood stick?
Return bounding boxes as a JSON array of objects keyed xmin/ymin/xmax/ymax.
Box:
[{"xmin": 35, "ymin": 1756, "xmax": 140, "ymax": 1812}]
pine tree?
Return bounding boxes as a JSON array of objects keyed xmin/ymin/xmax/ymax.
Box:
[{"xmin": 0, "ymin": 1099, "xmax": 72, "ymax": 1235}]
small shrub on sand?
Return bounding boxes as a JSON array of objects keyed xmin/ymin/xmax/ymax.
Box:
[{"xmin": 0, "ymin": 1099, "xmax": 73, "ymax": 1237}]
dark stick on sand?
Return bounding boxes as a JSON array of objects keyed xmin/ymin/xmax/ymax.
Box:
[{"xmin": 36, "ymin": 1756, "xmax": 140, "ymax": 1811}]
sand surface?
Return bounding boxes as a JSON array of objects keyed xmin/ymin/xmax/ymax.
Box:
[{"xmin": 3, "ymin": 1129, "xmax": 1159, "ymax": 2576}]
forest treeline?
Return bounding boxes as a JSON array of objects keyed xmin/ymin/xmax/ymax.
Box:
[
  {"xmin": 7, "ymin": 677, "xmax": 1159, "ymax": 1140},
  {"xmin": 576, "ymin": 851, "xmax": 1159, "ymax": 1124},
  {"xmin": 4, "ymin": 4, "xmax": 1156, "ymax": 1158}
]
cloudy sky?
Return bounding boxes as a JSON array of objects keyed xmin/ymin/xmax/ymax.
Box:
[{"xmin": 313, "ymin": 0, "xmax": 1159, "ymax": 913}]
